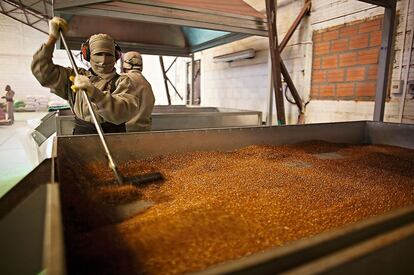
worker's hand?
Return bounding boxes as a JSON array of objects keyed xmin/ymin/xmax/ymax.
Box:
[
  {"xmin": 71, "ymin": 75, "xmax": 96, "ymax": 97},
  {"xmin": 48, "ymin": 17, "xmax": 68, "ymax": 39}
]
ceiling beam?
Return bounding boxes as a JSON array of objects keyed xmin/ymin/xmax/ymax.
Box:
[
  {"xmin": 357, "ymin": 0, "xmax": 396, "ymax": 8},
  {"xmin": 54, "ymin": 0, "xmax": 111, "ymax": 10}
]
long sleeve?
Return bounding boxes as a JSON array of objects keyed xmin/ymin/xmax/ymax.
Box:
[
  {"xmin": 89, "ymin": 75, "xmax": 140, "ymax": 125},
  {"xmin": 125, "ymin": 71, "xmax": 155, "ymax": 131},
  {"xmin": 31, "ymin": 43, "xmax": 73, "ymax": 100}
]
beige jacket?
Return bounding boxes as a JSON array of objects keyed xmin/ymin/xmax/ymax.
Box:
[
  {"xmin": 31, "ymin": 44, "xmax": 139, "ymax": 125},
  {"xmin": 124, "ymin": 70, "xmax": 155, "ymax": 132}
]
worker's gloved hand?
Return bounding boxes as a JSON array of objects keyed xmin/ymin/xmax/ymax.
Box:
[
  {"xmin": 71, "ymin": 75, "xmax": 97, "ymax": 97},
  {"xmin": 48, "ymin": 17, "xmax": 68, "ymax": 39}
]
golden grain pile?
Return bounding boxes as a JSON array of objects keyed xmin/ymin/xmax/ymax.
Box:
[{"xmin": 65, "ymin": 141, "xmax": 414, "ymax": 275}]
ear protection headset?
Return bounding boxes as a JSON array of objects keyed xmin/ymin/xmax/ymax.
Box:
[{"xmin": 81, "ymin": 38, "xmax": 122, "ymax": 62}]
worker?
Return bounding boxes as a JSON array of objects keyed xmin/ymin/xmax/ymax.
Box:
[
  {"xmin": 31, "ymin": 17, "xmax": 139, "ymax": 135},
  {"xmin": 122, "ymin": 51, "xmax": 155, "ymax": 132},
  {"xmin": 2, "ymin": 85, "xmax": 15, "ymax": 123}
]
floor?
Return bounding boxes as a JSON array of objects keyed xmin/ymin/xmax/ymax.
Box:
[{"xmin": 0, "ymin": 112, "xmax": 49, "ymax": 198}]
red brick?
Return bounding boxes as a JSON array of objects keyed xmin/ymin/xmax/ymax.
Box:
[
  {"xmin": 337, "ymin": 83, "xmax": 355, "ymax": 97},
  {"xmin": 323, "ymin": 30, "xmax": 339, "ymax": 41},
  {"xmin": 356, "ymin": 82, "xmax": 376, "ymax": 97},
  {"xmin": 367, "ymin": 65, "xmax": 378, "ymax": 80},
  {"xmin": 339, "ymin": 52, "xmax": 358, "ymax": 67},
  {"xmin": 331, "ymin": 39, "xmax": 348, "ymax": 53},
  {"xmin": 314, "ymin": 41, "xmax": 330, "ymax": 56},
  {"xmin": 358, "ymin": 48, "xmax": 379, "ymax": 65},
  {"xmin": 347, "ymin": 67, "xmax": 366, "ymax": 81},
  {"xmin": 340, "ymin": 25, "xmax": 358, "ymax": 38},
  {"xmin": 370, "ymin": 30, "xmax": 382, "ymax": 46},
  {"xmin": 312, "ymin": 70, "xmax": 326, "ymax": 84},
  {"xmin": 313, "ymin": 32, "xmax": 323, "ymax": 42},
  {"xmin": 311, "ymin": 85, "xmax": 320, "ymax": 97},
  {"xmin": 327, "ymin": 69, "xmax": 345, "ymax": 82},
  {"xmin": 358, "ymin": 18, "xmax": 381, "ymax": 34},
  {"xmin": 319, "ymin": 84, "xmax": 335, "ymax": 97},
  {"xmin": 313, "ymin": 57, "xmax": 321, "ymax": 69},
  {"xmin": 349, "ymin": 33, "xmax": 369, "ymax": 49},
  {"xmin": 326, "ymin": 25, "xmax": 343, "ymax": 32},
  {"xmin": 322, "ymin": 55, "xmax": 338, "ymax": 69}
]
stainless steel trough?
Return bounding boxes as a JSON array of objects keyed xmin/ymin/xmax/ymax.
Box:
[
  {"xmin": 1, "ymin": 121, "xmax": 414, "ymax": 274},
  {"xmin": 56, "ymin": 106, "xmax": 262, "ymax": 135}
]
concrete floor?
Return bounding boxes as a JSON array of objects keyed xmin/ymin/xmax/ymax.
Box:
[{"xmin": 0, "ymin": 112, "xmax": 48, "ymax": 198}]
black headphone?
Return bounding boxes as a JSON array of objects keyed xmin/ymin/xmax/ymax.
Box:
[{"xmin": 81, "ymin": 38, "xmax": 122, "ymax": 62}]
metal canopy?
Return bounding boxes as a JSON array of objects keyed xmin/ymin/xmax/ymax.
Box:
[
  {"xmin": 0, "ymin": 0, "xmax": 266, "ymax": 56},
  {"xmin": 53, "ymin": 0, "xmax": 267, "ymax": 56},
  {"xmin": 0, "ymin": 0, "xmax": 51, "ymax": 34}
]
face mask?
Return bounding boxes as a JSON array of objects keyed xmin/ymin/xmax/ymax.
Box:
[{"xmin": 90, "ymin": 53, "xmax": 116, "ymax": 79}]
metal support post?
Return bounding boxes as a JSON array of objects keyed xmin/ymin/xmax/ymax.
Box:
[
  {"xmin": 373, "ymin": 3, "xmax": 396, "ymax": 121},
  {"xmin": 280, "ymin": 61, "xmax": 303, "ymax": 112},
  {"xmin": 279, "ymin": 0, "xmax": 312, "ymax": 52},
  {"xmin": 266, "ymin": 0, "xmax": 286, "ymax": 125},
  {"xmin": 266, "ymin": 53, "xmax": 274, "ymax": 125},
  {"xmin": 189, "ymin": 54, "xmax": 195, "ymax": 106},
  {"xmin": 159, "ymin": 56, "xmax": 172, "ymax": 105},
  {"xmin": 277, "ymin": 0, "xmax": 311, "ymax": 121}
]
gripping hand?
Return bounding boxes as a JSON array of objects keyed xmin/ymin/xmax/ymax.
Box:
[
  {"xmin": 48, "ymin": 17, "xmax": 68, "ymax": 39},
  {"xmin": 71, "ymin": 75, "xmax": 96, "ymax": 97}
]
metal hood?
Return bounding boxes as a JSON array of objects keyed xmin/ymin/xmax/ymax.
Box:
[{"xmin": 54, "ymin": 0, "xmax": 267, "ymax": 56}]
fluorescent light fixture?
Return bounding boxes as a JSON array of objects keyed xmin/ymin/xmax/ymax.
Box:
[{"xmin": 213, "ymin": 49, "xmax": 255, "ymax": 62}]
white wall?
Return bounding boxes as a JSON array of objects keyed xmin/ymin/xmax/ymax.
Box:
[
  {"xmin": 142, "ymin": 55, "xmax": 184, "ymax": 105},
  {"xmin": 0, "ymin": 14, "xmax": 183, "ymax": 106},
  {"xmin": 0, "ymin": 14, "xmax": 53, "ymax": 102},
  {"xmin": 197, "ymin": 0, "xmax": 414, "ymax": 124}
]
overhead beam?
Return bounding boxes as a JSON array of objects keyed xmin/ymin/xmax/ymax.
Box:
[
  {"xmin": 357, "ymin": 0, "xmax": 396, "ymax": 8},
  {"xmin": 0, "ymin": 11, "xmax": 47, "ymax": 34},
  {"xmin": 57, "ymin": 5, "xmax": 267, "ymax": 36},
  {"xmin": 54, "ymin": 0, "xmax": 111, "ymax": 10},
  {"xmin": 2, "ymin": 0, "xmax": 49, "ymax": 21},
  {"xmin": 279, "ymin": 0, "xmax": 311, "ymax": 52},
  {"xmin": 18, "ymin": 0, "xmax": 31, "ymax": 24}
]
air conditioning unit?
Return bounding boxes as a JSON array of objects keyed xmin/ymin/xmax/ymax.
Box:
[{"xmin": 213, "ymin": 49, "xmax": 256, "ymax": 63}]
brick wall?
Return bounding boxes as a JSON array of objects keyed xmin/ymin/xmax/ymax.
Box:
[{"xmin": 311, "ymin": 16, "xmax": 383, "ymax": 100}]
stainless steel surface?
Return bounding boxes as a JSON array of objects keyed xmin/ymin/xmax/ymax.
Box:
[
  {"xmin": 56, "ymin": 115, "xmax": 75, "ymax": 136},
  {"xmin": 52, "ymin": 0, "xmax": 266, "ymax": 55},
  {"xmin": 56, "ymin": 107, "xmax": 263, "ymax": 135},
  {"xmin": 31, "ymin": 112, "xmax": 57, "ymax": 146},
  {"xmin": 365, "ymin": 122, "xmax": 414, "ymax": 149},
  {"xmin": 1, "ymin": 1, "xmax": 264, "ymax": 56},
  {"xmin": 42, "ymin": 184, "xmax": 66, "ymax": 275},
  {"xmin": 150, "ymin": 109, "xmax": 262, "ymax": 131},
  {"xmin": 56, "ymin": 121, "xmax": 367, "ymax": 163},
  {"xmin": 0, "ymin": 184, "xmax": 47, "ymax": 275},
  {"xmin": 54, "ymin": 121, "xmax": 414, "ymax": 274},
  {"xmin": 0, "ymin": 159, "xmax": 51, "ymax": 219},
  {"xmin": 60, "ymin": 32, "xmax": 123, "ymax": 184},
  {"xmin": 2, "ymin": 121, "xmax": 414, "ymax": 274},
  {"xmin": 281, "ymin": 221, "xmax": 414, "ymax": 275}
]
